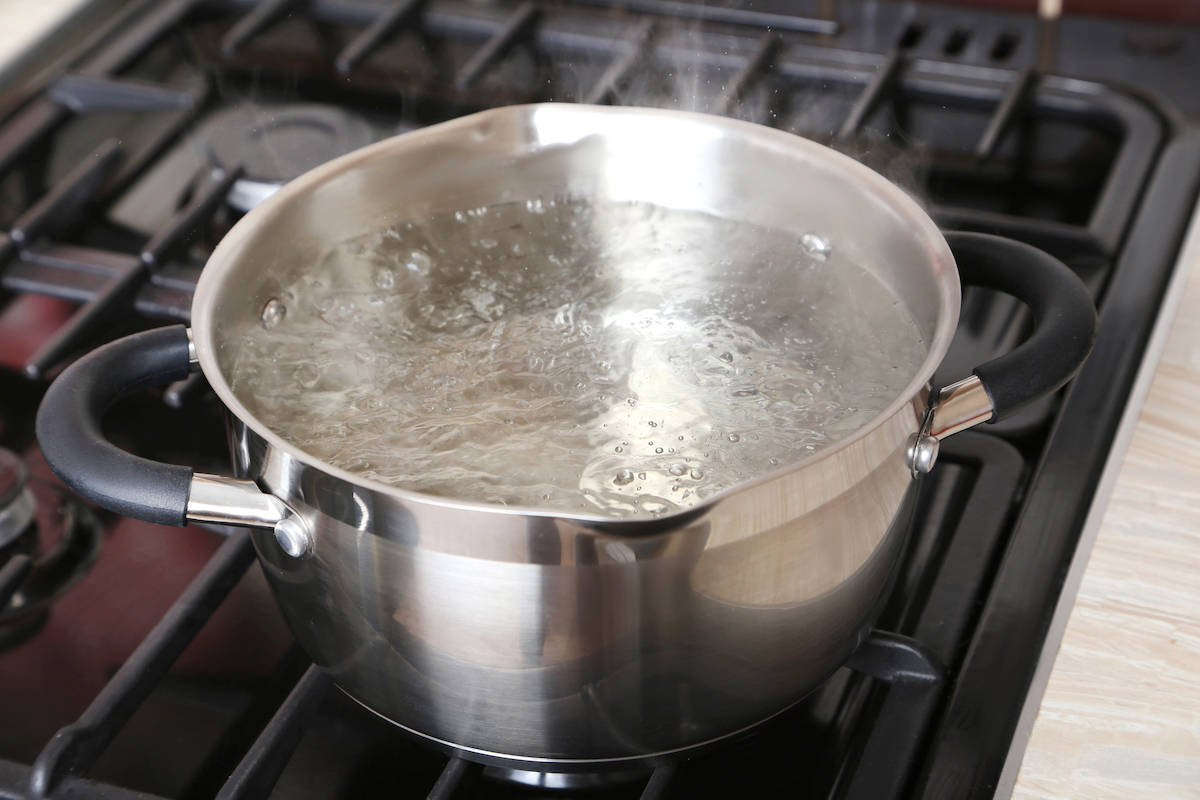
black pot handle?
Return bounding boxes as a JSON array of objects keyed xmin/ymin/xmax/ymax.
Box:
[
  {"xmin": 35, "ymin": 325, "xmax": 306, "ymax": 556},
  {"xmin": 945, "ymin": 232, "xmax": 1098, "ymax": 424},
  {"xmin": 36, "ymin": 325, "xmax": 195, "ymax": 526}
]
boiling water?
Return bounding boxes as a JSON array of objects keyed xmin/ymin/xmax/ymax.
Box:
[{"xmin": 230, "ymin": 199, "xmax": 927, "ymax": 518}]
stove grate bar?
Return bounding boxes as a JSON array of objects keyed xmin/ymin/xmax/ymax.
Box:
[
  {"xmin": 837, "ymin": 631, "xmax": 945, "ymax": 800},
  {"xmin": 47, "ymin": 75, "xmax": 198, "ymax": 116},
  {"xmin": 3, "ymin": 257, "xmax": 112, "ymax": 302},
  {"xmin": 454, "ymin": 0, "xmax": 540, "ymax": 92},
  {"xmin": 20, "ymin": 252, "xmax": 146, "ymax": 380},
  {"xmin": 584, "ymin": 16, "xmax": 656, "ymax": 105},
  {"xmin": 974, "ymin": 66, "xmax": 1039, "ymax": 163},
  {"xmin": 336, "ymin": 0, "xmax": 430, "ymax": 75},
  {"xmin": 713, "ymin": 32, "xmax": 780, "ymax": 116},
  {"xmin": 220, "ymin": 0, "xmax": 304, "ymax": 56},
  {"xmin": 141, "ymin": 166, "xmax": 244, "ymax": 270},
  {"xmin": 0, "ymin": 101, "xmax": 71, "ymax": 183},
  {"xmin": 0, "ymin": 0, "xmax": 197, "ymax": 180},
  {"xmin": 0, "ymin": 758, "xmax": 167, "ymax": 800},
  {"xmin": 425, "ymin": 757, "xmax": 482, "ymax": 800},
  {"xmin": 26, "ymin": 531, "xmax": 258, "ymax": 799},
  {"xmin": 564, "ymin": 0, "xmax": 836, "ymax": 37},
  {"xmin": 837, "ymin": 48, "xmax": 905, "ymax": 140},
  {"xmin": 0, "ymin": 554, "xmax": 33, "ymax": 611},
  {"xmin": 164, "ymin": 371, "xmax": 210, "ymax": 408},
  {"xmin": 638, "ymin": 763, "xmax": 677, "ymax": 800},
  {"xmin": 931, "ymin": 206, "xmax": 1106, "ymax": 260},
  {"xmin": 8, "ymin": 140, "xmax": 123, "ymax": 249},
  {"xmin": 214, "ymin": 664, "xmax": 332, "ymax": 800}
]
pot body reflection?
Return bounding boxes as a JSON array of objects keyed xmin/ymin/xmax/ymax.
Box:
[
  {"xmin": 194, "ymin": 104, "xmax": 958, "ymax": 766},
  {"xmin": 234, "ymin": 394, "xmax": 921, "ymax": 766}
]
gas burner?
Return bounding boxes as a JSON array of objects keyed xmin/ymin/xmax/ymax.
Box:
[
  {"xmin": 207, "ymin": 104, "xmax": 376, "ymax": 212},
  {"xmin": 0, "ymin": 448, "xmax": 102, "ymax": 650}
]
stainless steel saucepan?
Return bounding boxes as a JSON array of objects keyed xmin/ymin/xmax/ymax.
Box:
[{"xmin": 35, "ymin": 104, "xmax": 1096, "ymax": 769}]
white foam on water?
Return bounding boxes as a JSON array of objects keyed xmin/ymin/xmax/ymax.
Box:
[{"xmin": 231, "ymin": 199, "xmax": 927, "ymax": 518}]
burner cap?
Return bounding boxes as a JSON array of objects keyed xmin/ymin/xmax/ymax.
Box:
[{"xmin": 207, "ymin": 104, "xmax": 375, "ymax": 212}]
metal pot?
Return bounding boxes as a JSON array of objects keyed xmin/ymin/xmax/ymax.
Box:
[{"xmin": 35, "ymin": 104, "xmax": 1096, "ymax": 769}]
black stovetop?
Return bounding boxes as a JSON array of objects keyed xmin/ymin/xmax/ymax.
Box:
[{"xmin": 0, "ymin": 2, "xmax": 1198, "ymax": 799}]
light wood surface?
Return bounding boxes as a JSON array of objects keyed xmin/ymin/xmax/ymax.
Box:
[
  {"xmin": 0, "ymin": 0, "xmax": 90, "ymax": 68},
  {"xmin": 1012, "ymin": 229, "xmax": 1200, "ymax": 796}
]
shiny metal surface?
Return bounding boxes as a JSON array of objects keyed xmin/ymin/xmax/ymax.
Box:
[
  {"xmin": 185, "ymin": 104, "xmax": 966, "ymax": 765},
  {"xmin": 930, "ymin": 375, "xmax": 994, "ymax": 440},
  {"xmin": 186, "ymin": 473, "xmax": 292, "ymax": 528},
  {"xmin": 907, "ymin": 409, "xmax": 940, "ymax": 476},
  {"xmin": 185, "ymin": 327, "xmax": 198, "ymax": 367},
  {"xmin": 234, "ymin": 407, "xmax": 921, "ymax": 765},
  {"xmin": 908, "ymin": 376, "xmax": 995, "ymax": 474}
]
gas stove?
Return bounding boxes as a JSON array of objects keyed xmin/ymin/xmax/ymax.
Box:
[{"xmin": 0, "ymin": 1, "xmax": 1198, "ymax": 799}]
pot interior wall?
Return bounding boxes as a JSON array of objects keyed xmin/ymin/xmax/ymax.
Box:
[{"xmin": 197, "ymin": 105, "xmax": 956, "ymax": 442}]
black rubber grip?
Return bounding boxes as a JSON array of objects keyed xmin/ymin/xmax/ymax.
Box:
[
  {"xmin": 36, "ymin": 325, "xmax": 195, "ymax": 527},
  {"xmin": 945, "ymin": 232, "xmax": 1098, "ymax": 423}
]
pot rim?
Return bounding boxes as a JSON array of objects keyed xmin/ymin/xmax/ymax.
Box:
[{"xmin": 191, "ymin": 103, "xmax": 959, "ymax": 525}]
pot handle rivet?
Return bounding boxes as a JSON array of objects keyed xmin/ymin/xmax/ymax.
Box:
[
  {"xmin": 906, "ymin": 432, "xmax": 940, "ymax": 476},
  {"xmin": 274, "ymin": 516, "xmax": 313, "ymax": 559}
]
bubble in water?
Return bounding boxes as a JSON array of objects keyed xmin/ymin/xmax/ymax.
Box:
[
  {"xmin": 799, "ymin": 233, "xmax": 832, "ymax": 261},
  {"xmin": 405, "ymin": 249, "xmax": 432, "ymax": 273},
  {"xmin": 261, "ymin": 298, "xmax": 286, "ymax": 329},
  {"xmin": 231, "ymin": 200, "xmax": 925, "ymax": 519},
  {"xmin": 373, "ymin": 267, "xmax": 396, "ymax": 290},
  {"xmin": 294, "ymin": 363, "xmax": 320, "ymax": 388}
]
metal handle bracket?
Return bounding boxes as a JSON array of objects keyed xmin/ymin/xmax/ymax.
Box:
[
  {"xmin": 187, "ymin": 474, "xmax": 313, "ymax": 559},
  {"xmin": 907, "ymin": 376, "xmax": 995, "ymax": 475}
]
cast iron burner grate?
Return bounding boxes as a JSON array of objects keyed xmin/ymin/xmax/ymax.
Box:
[
  {"xmin": 1, "ymin": 1, "xmax": 1199, "ymax": 799},
  {"xmin": 0, "ymin": 434, "xmax": 1015, "ymax": 800},
  {"xmin": 0, "ymin": 0, "xmax": 1161, "ymax": 381}
]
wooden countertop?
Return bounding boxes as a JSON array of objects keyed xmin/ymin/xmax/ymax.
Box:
[
  {"xmin": 0, "ymin": 0, "xmax": 90, "ymax": 69},
  {"xmin": 1012, "ymin": 207, "xmax": 1200, "ymax": 796}
]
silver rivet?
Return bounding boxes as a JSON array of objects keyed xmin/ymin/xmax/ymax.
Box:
[
  {"xmin": 274, "ymin": 516, "xmax": 312, "ymax": 559},
  {"xmin": 907, "ymin": 433, "xmax": 940, "ymax": 475}
]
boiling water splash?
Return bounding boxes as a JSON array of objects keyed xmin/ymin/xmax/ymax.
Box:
[{"xmin": 230, "ymin": 200, "xmax": 927, "ymax": 518}]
